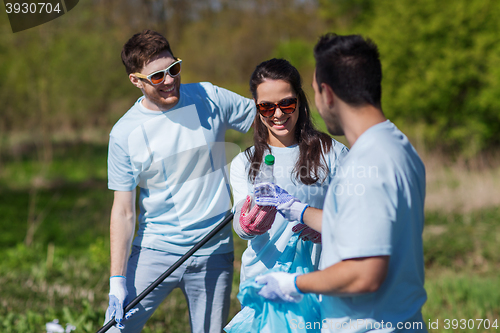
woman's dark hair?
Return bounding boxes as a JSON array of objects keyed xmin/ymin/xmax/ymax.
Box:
[{"xmin": 247, "ymin": 58, "xmax": 333, "ymax": 185}]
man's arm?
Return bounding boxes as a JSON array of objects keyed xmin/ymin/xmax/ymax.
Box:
[
  {"xmin": 296, "ymin": 256, "xmax": 389, "ymax": 295},
  {"xmin": 110, "ymin": 190, "xmax": 136, "ymax": 276},
  {"xmin": 210, "ymin": 84, "xmax": 256, "ymax": 133},
  {"xmin": 302, "ymin": 207, "xmax": 323, "ymax": 232}
]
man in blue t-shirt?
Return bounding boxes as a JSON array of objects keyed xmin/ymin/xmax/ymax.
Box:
[
  {"xmin": 105, "ymin": 30, "xmax": 256, "ymax": 333},
  {"xmin": 255, "ymin": 34, "xmax": 427, "ymax": 332}
]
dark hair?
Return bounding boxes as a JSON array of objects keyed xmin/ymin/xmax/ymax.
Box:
[
  {"xmin": 314, "ymin": 33, "xmax": 382, "ymax": 109},
  {"xmin": 247, "ymin": 58, "xmax": 333, "ymax": 185},
  {"xmin": 121, "ymin": 29, "xmax": 175, "ymax": 74}
]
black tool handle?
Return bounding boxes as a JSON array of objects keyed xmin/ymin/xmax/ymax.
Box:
[{"xmin": 96, "ymin": 212, "xmax": 234, "ymax": 333}]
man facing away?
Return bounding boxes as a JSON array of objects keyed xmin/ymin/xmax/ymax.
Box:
[
  {"xmin": 105, "ymin": 29, "xmax": 256, "ymax": 332},
  {"xmin": 256, "ymin": 33, "xmax": 427, "ymax": 332}
]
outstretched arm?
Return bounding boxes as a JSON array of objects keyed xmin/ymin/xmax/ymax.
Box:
[
  {"xmin": 296, "ymin": 256, "xmax": 389, "ymax": 296},
  {"xmin": 302, "ymin": 207, "xmax": 323, "ymax": 232},
  {"xmin": 256, "ymin": 256, "xmax": 389, "ymax": 303}
]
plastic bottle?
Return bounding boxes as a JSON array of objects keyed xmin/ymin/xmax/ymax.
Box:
[{"xmin": 254, "ymin": 154, "xmax": 276, "ymax": 205}]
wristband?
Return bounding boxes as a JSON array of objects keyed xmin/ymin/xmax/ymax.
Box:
[
  {"xmin": 299, "ymin": 204, "xmax": 309, "ymax": 224},
  {"xmin": 294, "ymin": 275, "xmax": 304, "ymax": 295}
]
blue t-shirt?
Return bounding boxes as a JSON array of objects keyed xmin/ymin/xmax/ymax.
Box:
[
  {"xmin": 230, "ymin": 141, "xmax": 348, "ymax": 282},
  {"xmin": 320, "ymin": 120, "xmax": 427, "ymax": 332},
  {"xmin": 108, "ymin": 82, "xmax": 256, "ymax": 255}
]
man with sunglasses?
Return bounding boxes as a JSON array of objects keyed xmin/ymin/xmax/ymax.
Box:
[
  {"xmin": 105, "ymin": 30, "xmax": 256, "ymax": 332},
  {"xmin": 255, "ymin": 34, "xmax": 427, "ymax": 332}
]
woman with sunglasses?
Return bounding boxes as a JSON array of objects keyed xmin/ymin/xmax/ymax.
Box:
[{"xmin": 226, "ymin": 58, "xmax": 348, "ymax": 331}]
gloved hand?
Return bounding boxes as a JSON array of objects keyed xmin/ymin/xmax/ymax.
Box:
[
  {"xmin": 292, "ymin": 223, "xmax": 322, "ymax": 243},
  {"xmin": 255, "ymin": 272, "xmax": 303, "ymax": 303},
  {"xmin": 105, "ymin": 275, "xmax": 128, "ymax": 329},
  {"xmin": 254, "ymin": 185, "xmax": 309, "ymax": 223},
  {"xmin": 239, "ymin": 195, "xmax": 277, "ymax": 235},
  {"xmin": 275, "ymin": 186, "xmax": 309, "ymax": 223}
]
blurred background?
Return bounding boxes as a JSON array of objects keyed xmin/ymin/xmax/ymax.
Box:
[{"xmin": 0, "ymin": 0, "xmax": 499, "ymax": 332}]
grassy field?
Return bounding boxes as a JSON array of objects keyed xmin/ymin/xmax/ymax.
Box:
[{"xmin": 0, "ymin": 137, "xmax": 499, "ymax": 332}]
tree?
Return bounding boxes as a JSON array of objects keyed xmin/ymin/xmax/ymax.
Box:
[{"xmin": 353, "ymin": 0, "xmax": 500, "ymax": 157}]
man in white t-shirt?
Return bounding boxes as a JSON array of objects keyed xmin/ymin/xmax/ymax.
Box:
[
  {"xmin": 105, "ymin": 30, "xmax": 256, "ymax": 332},
  {"xmin": 255, "ymin": 34, "xmax": 427, "ymax": 332}
]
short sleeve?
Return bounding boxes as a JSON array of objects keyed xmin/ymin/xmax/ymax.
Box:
[
  {"xmin": 326, "ymin": 157, "xmax": 397, "ymax": 260},
  {"xmin": 229, "ymin": 153, "xmax": 252, "ymax": 210},
  {"xmin": 212, "ymin": 85, "xmax": 256, "ymax": 133},
  {"xmin": 107, "ymin": 134, "xmax": 137, "ymax": 191},
  {"xmin": 337, "ymin": 144, "xmax": 349, "ymax": 163},
  {"xmin": 327, "ymin": 139, "xmax": 349, "ymax": 179}
]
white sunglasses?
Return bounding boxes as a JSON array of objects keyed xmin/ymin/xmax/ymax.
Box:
[{"xmin": 134, "ymin": 58, "xmax": 182, "ymax": 85}]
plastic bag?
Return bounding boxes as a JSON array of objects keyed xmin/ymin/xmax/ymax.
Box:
[{"xmin": 225, "ymin": 234, "xmax": 322, "ymax": 333}]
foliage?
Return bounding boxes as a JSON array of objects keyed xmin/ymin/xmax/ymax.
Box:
[
  {"xmin": 0, "ymin": 1, "xmax": 135, "ymax": 137},
  {"xmin": 176, "ymin": 0, "xmax": 324, "ymax": 93},
  {"xmin": 318, "ymin": 0, "xmax": 374, "ymax": 28},
  {"xmin": 349, "ymin": 0, "xmax": 500, "ymax": 157},
  {"xmin": 2, "ymin": 0, "xmax": 500, "ymax": 158},
  {"xmin": 272, "ymin": 39, "xmax": 315, "ymax": 71}
]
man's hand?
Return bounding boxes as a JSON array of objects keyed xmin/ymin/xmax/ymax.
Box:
[
  {"xmin": 105, "ymin": 276, "xmax": 128, "ymax": 329},
  {"xmin": 292, "ymin": 223, "xmax": 321, "ymax": 243},
  {"xmin": 239, "ymin": 195, "xmax": 277, "ymax": 235},
  {"xmin": 274, "ymin": 186, "xmax": 309, "ymax": 223},
  {"xmin": 255, "ymin": 272, "xmax": 303, "ymax": 303}
]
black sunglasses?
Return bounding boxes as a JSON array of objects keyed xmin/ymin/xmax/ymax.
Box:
[{"xmin": 256, "ymin": 97, "xmax": 298, "ymax": 118}]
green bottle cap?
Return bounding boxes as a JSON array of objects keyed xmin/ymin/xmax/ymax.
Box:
[{"xmin": 264, "ymin": 154, "xmax": 275, "ymax": 165}]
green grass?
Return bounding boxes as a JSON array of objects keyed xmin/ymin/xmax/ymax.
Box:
[
  {"xmin": 0, "ymin": 142, "xmax": 499, "ymax": 332},
  {"xmin": 423, "ymin": 271, "xmax": 500, "ymax": 332},
  {"xmin": 424, "ymin": 209, "xmax": 500, "ymax": 269},
  {"xmin": 1, "ymin": 142, "xmax": 108, "ymax": 188}
]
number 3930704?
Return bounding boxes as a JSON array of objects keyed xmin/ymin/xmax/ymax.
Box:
[
  {"xmin": 5, "ymin": 2, "xmax": 62, "ymax": 14},
  {"xmin": 443, "ymin": 318, "xmax": 498, "ymax": 330}
]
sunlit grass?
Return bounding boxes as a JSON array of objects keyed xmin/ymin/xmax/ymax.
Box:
[
  {"xmin": 424, "ymin": 270, "xmax": 500, "ymax": 332},
  {"xmin": 0, "ymin": 142, "xmax": 499, "ymax": 332}
]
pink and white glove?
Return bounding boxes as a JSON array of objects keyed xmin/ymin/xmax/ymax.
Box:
[
  {"xmin": 239, "ymin": 195, "xmax": 277, "ymax": 235},
  {"xmin": 292, "ymin": 223, "xmax": 322, "ymax": 243}
]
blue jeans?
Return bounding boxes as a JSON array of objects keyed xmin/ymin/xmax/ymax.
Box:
[{"xmin": 108, "ymin": 246, "xmax": 234, "ymax": 333}]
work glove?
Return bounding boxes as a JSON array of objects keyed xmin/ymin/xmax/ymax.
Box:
[
  {"xmin": 254, "ymin": 185, "xmax": 309, "ymax": 223},
  {"xmin": 292, "ymin": 223, "xmax": 322, "ymax": 243},
  {"xmin": 105, "ymin": 276, "xmax": 128, "ymax": 329},
  {"xmin": 255, "ymin": 272, "xmax": 303, "ymax": 303},
  {"xmin": 239, "ymin": 195, "xmax": 277, "ymax": 235}
]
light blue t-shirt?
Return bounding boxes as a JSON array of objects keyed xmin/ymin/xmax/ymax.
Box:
[
  {"xmin": 319, "ymin": 120, "xmax": 427, "ymax": 332},
  {"xmin": 230, "ymin": 140, "xmax": 349, "ymax": 281},
  {"xmin": 108, "ymin": 82, "xmax": 256, "ymax": 255}
]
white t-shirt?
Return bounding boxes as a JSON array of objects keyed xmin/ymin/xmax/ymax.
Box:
[
  {"xmin": 320, "ymin": 120, "xmax": 427, "ymax": 332},
  {"xmin": 230, "ymin": 140, "xmax": 348, "ymax": 282},
  {"xmin": 107, "ymin": 82, "xmax": 256, "ymax": 255}
]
